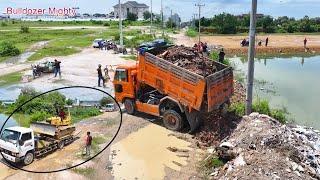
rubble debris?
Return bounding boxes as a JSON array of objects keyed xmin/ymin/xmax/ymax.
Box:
[
  {"xmin": 156, "ymin": 45, "xmax": 218, "ymax": 77},
  {"xmin": 208, "ymin": 113, "xmax": 320, "ymax": 180}
]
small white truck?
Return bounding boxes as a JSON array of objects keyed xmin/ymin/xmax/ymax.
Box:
[{"xmin": 0, "ymin": 126, "xmax": 74, "ymax": 165}]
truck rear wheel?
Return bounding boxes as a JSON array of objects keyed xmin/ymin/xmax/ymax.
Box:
[
  {"xmin": 124, "ymin": 99, "xmax": 136, "ymax": 115},
  {"xmin": 23, "ymin": 152, "xmax": 34, "ymax": 166},
  {"xmin": 163, "ymin": 110, "xmax": 184, "ymax": 131}
]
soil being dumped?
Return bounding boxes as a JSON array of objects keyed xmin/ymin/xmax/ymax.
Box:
[{"xmin": 157, "ymin": 46, "xmax": 218, "ymax": 77}]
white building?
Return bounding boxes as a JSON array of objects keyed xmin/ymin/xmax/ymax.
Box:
[{"xmin": 113, "ymin": 1, "xmax": 149, "ymax": 20}]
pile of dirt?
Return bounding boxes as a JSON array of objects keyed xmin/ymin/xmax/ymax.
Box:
[
  {"xmin": 195, "ymin": 81, "xmax": 246, "ymax": 148},
  {"xmin": 157, "ymin": 46, "xmax": 217, "ymax": 77},
  {"xmin": 209, "ymin": 113, "xmax": 320, "ymax": 179}
]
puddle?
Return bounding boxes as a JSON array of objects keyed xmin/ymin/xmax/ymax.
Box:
[{"xmin": 110, "ymin": 124, "xmax": 191, "ymax": 180}]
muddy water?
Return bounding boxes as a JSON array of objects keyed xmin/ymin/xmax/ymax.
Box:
[
  {"xmin": 232, "ymin": 55, "xmax": 320, "ymax": 129},
  {"xmin": 110, "ymin": 124, "xmax": 191, "ymax": 180}
]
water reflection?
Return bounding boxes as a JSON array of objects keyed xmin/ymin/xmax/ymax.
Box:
[{"xmin": 232, "ymin": 55, "xmax": 320, "ymax": 129}]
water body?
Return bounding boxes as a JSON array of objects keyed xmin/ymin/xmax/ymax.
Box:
[
  {"xmin": 0, "ymin": 114, "xmax": 17, "ymax": 133},
  {"xmin": 232, "ymin": 55, "xmax": 320, "ymax": 129}
]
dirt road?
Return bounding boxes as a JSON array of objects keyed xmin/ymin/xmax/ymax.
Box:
[{"xmin": 172, "ymin": 31, "xmax": 320, "ymax": 55}]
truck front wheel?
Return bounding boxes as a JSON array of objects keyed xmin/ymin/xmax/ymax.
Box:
[
  {"xmin": 163, "ymin": 110, "xmax": 184, "ymax": 131},
  {"xmin": 23, "ymin": 152, "xmax": 34, "ymax": 166},
  {"xmin": 124, "ymin": 99, "xmax": 136, "ymax": 115}
]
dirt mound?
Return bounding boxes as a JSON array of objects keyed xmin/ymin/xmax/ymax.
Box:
[
  {"xmin": 157, "ymin": 46, "xmax": 217, "ymax": 77},
  {"xmin": 210, "ymin": 113, "xmax": 320, "ymax": 179},
  {"xmin": 195, "ymin": 81, "xmax": 246, "ymax": 148}
]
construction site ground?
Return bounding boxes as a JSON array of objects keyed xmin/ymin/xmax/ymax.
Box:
[{"xmin": 171, "ymin": 31, "xmax": 320, "ymax": 56}]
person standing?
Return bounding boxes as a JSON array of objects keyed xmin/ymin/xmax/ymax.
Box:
[
  {"xmin": 104, "ymin": 65, "xmax": 110, "ymax": 82},
  {"xmin": 54, "ymin": 59, "xmax": 61, "ymax": 78},
  {"xmin": 218, "ymin": 49, "xmax": 225, "ymax": 63},
  {"xmin": 85, "ymin": 131, "xmax": 92, "ymax": 156},
  {"xmin": 97, "ymin": 64, "xmax": 105, "ymax": 87},
  {"xmin": 265, "ymin": 37, "xmax": 269, "ymax": 47},
  {"xmin": 304, "ymin": 38, "xmax": 307, "ymax": 49}
]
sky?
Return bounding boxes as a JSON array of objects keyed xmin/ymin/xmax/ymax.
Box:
[{"xmin": 1, "ymin": 0, "xmax": 320, "ymax": 21}]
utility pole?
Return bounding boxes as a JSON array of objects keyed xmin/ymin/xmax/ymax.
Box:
[
  {"xmin": 245, "ymin": 0, "xmax": 258, "ymax": 115},
  {"xmin": 150, "ymin": 0, "xmax": 153, "ymax": 35},
  {"xmin": 195, "ymin": 3, "xmax": 205, "ymax": 44},
  {"xmin": 119, "ymin": 0, "xmax": 123, "ymax": 48},
  {"xmin": 161, "ymin": 0, "xmax": 165, "ymax": 37}
]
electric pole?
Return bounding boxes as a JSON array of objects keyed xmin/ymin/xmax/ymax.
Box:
[
  {"xmin": 150, "ymin": 0, "xmax": 153, "ymax": 35},
  {"xmin": 245, "ymin": 0, "xmax": 258, "ymax": 115},
  {"xmin": 161, "ymin": 0, "xmax": 165, "ymax": 37},
  {"xmin": 195, "ymin": 3, "xmax": 205, "ymax": 44},
  {"xmin": 119, "ymin": 0, "xmax": 123, "ymax": 48}
]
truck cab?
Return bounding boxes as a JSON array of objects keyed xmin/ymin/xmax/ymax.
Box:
[{"xmin": 0, "ymin": 127, "xmax": 35, "ymax": 165}]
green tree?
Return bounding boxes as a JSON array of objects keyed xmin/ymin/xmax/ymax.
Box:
[
  {"xmin": 100, "ymin": 97, "xmax": 114, "ymax": 107},
  {"xmin": 258, "ymin": 15, "xmax": 275, "ymax": 33},
  {"xmin": 212, "ymin": 13, "xmax": 238, "ymax": 34},
  {"xmin": 143, "ymin": 11, "xmax": 151, "ymax": 20},
  {"xmin": 127, "ymin": 12, "xmax": 138, "ymax": 21}
]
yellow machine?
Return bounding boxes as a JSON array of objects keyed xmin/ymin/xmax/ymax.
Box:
[
  {"xmin": 30, "ymin": 109, "xmax": 76, "ymax": 139},
  {"xmin": 46, "ymin": 111, "xmax": 72, "ymax": 126}
]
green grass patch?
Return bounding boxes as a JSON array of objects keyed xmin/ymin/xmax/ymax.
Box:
[
  {"xmin": 0, "ymin": 71, "xmax": 22, "ymax": 87},
  {"xmin": 121, "ymin": 55, "xmax": 137, "ymax": 61},
  {"xmin": 228, "ymin": 99, "xmax": 289, "ymax": 123},
  {"xmin": 28, "ymin": 46, "xmax": 79, "ymax": 61},
  {"xmin": 185, "ymin": 28, "xmax": 198, "ymax": 37},
  {"xmin": 71, "ymin": 167, "xmax": 95, "ymax": 178},
  {"xmin": 12, "ymin": 113, "xmax": 31, "ymax": 127},
  {"xmin": 70, "ymin": 107, "xmax": 102, "ymax": 123}
]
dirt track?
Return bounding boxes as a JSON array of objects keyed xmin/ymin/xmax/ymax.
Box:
[{"xmin": 172, "ymin": 32, "xmax": 320, "ymax": 55}]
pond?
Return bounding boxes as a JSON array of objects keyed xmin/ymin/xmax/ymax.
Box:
[
  {"xmin": 232, "ymin": 55, "xmax": 320, "ymax": 129},
  {"xmin": 0, "ymin": 114, "xmax": 17, "ymax": 133}
]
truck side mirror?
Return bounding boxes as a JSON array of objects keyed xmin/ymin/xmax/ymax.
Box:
[{"xmin": 19, "ymin": 140, "xmax": 24, "ymax": 146}]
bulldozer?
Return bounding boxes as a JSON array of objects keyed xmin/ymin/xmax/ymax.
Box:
[{"xmin": 30, "ymin": 108, "xmax": 76, "ymax": 140}]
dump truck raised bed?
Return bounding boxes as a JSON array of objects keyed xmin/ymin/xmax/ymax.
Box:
[
  {"xmin": 113, "ymin": 46, "xmax": 234, "ymax": 132},
  {"xmin": 0, "ymin": 115, "xmax": 75, "ymax": 165}
]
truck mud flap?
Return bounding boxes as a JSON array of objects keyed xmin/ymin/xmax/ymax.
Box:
[{"xmin": 185, "ymin": 109, "xmax": 202, "ymax": 133}]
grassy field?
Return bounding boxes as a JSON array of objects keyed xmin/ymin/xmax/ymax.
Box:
[{"xmin": 0, "ymin": 71, "xmax": 22, "ymax": 86}]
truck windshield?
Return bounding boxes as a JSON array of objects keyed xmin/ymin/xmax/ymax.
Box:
[
  {"xmin": 1, "ymin": 129, "xmax": 21, "ymax": 143},
  {"xmin": 114, "ymin": 69, "xmax": 128, "ymax": 82}
]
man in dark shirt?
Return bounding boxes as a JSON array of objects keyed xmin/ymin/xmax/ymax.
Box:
[
  {"xmin": 54, "ymin": 59, "xmax": 61, "ymax": 78},
  {"xmin": 97, "ymin": 64, "xmax": 105, "ymax": 87},
  {"xmin": 218, "ymin": 49, "xmax": 225, "ymax": 63},
  {"xmin": 265, "ymin": 37, "xmax": 269, "ymax": 47}
]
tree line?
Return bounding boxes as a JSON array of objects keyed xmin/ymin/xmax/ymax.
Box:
[{"xmin": 193, "ymin": 13, "xmax": 320, "ymax": 34}]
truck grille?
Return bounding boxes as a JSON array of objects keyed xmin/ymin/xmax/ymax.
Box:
[{"xmin": 0, "ymin": 147, "xmax": 16, "ymax": 157}]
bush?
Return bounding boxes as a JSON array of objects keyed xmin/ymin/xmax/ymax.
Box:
[
  {"xmin": 1, "ymin": 22, "xmax": 8, "ymax": 26},
  {"xmin": 270, "ymin": 109, "xmax": 287, "ymax": 124},
  {"xmin": 228, "ymin": 102, "xmax": 245, "ymax": 117},
  {"xmin": 30, "ymin": 111, "xmax": 50, "ymax": 122},
  {"xmin": 20, "ymin": 26, "xmax": 29, "ymax": 33},
  {"xmin": 70, "ymin": 107, "xmax": 102, "ymax": 123},
  {"xmin": 103, "ymin": 22, "xmax": 110, "ymax": 26},
  {"xmin": 185, "ymin": 28, "xmax": 197, "ymax": 37},
  {"xmin": 0, "ymin": 41, "xmax": 20, "ymax": 57},
  {"xmin": 252, "ymin": 99, "xmax": 270, "ymax": 115},
  {"xmin": 127, "ymin": 12, "xmax": 138, "ymax": 21}
]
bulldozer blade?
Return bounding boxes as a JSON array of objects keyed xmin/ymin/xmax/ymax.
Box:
[{"xmin": 30, "ymin": 122, "xmax": 57, "ymax": 137}]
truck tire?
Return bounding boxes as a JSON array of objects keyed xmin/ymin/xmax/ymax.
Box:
[
  {"xmin": 124, "ymin": 99, "xmax": 136, "ymax": 115},
  {"xmin": 23, "ymin": 152, "xmax": 34, "ymax": 166},
  {"xmin": 163, "ymin": 110, "xmax": 184, "ymax": 131},
  {"xmin": 58, "ymin": 141, "xmax": 65, "ymax": 149}
]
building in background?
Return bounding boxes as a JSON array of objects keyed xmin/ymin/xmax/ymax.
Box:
[
  {"xmin": 170, "ymin": 13, "xmax": 181, "ymax": 28},
  {"xmin": 113, "ymin": 1, "xmax": 149, "ymax": 20}
]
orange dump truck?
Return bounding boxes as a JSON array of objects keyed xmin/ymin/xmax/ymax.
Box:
[{"xmin": 113, "ymin": 47, "xmax": 234, "ymax": 132}]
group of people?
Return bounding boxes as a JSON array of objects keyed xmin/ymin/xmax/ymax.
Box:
[
  {"xmin": 98, "ymin": 40, "xmax": 117, "ymax": 51},
  {"xmin": 241, "ymin": 37, "xmax": 309, "ymax": 49},
  {"xmin": 193, "ymin": 42, "xmax": 208, "ymax": 53},
  {"xmin": 97, "ymin": 64, "xmax": 111, "ymax": 87}
]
